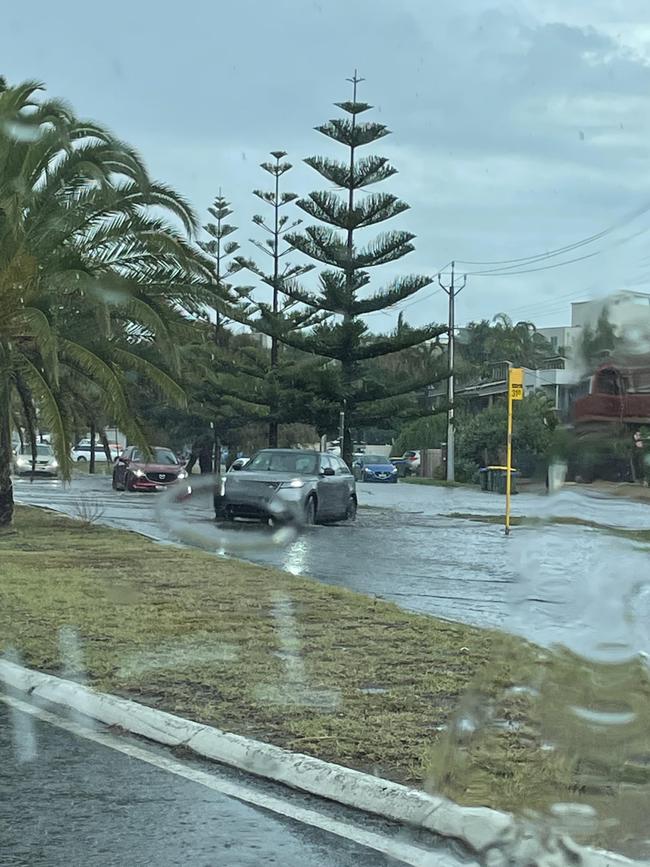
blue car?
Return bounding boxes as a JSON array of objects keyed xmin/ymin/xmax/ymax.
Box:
[{"xmin": 352, "ymin": 454, "xmax": 398, "ymax": 483}]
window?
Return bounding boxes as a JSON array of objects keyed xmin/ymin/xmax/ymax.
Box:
[
  {"xmin": 333, "ymin": 456, "xmax": 351, "ymax": 475},
  {"xmin": 319, "ymin": 454, "xmax": 334, "ymax": 473},
  {"xmin": 246, "ymin": 451, "xmax": 318, "ymax": 475},
  {"xmin": 19, "ymin": 444, "xmax": 53, "ymax": 457}
]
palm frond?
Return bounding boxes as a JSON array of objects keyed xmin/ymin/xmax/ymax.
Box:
[
  {"xmin": 15, "ymin": 352, "xmax": 72, "ymax": 479},
  {"xmin": 111, "ymin": 347, "xmax": 186, "ymax": 407}
]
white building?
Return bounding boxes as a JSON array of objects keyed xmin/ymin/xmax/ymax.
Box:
[
  {"xmin": 539, "ymin": 290, "xmax": 650, "ymax": 353},
  {"xmin": 570, "ymin": 290, "xmax": 650, "ymax": 330},
  {"xmin": 537, "ymin": 325, "xmax": 581, "ymax": 354}
]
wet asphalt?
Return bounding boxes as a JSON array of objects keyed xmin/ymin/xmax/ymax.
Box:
[{"xmin": 1, "ymin": 699, "xmax": 471, "ymax": 867}]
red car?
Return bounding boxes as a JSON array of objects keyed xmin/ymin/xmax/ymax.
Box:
[{"xmin": 112, "ymin": 446, "xmax": 188, "ymax": 492}]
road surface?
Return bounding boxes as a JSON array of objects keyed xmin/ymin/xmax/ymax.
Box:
[
  {"xmin": 0, "ymin": 692, "xmax": 471, "ymax": 867},
  {"xmin": 14, "ymin": 473, "xmax": 650, "ymax": 646}
]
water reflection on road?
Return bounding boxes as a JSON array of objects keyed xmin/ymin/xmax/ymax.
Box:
[{"xmin": 14, "ymin": 475, "xmax": 650, "ymax": 635}]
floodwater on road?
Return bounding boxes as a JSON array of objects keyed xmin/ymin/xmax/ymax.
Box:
[{"xmin": 13, "ymin": 474, "xmax": 650, "ymax": 641}]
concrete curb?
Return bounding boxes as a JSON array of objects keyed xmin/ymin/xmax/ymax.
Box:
[{"xmin": 0, "ymin": 660, "xmax": 631, "ymax": 865}]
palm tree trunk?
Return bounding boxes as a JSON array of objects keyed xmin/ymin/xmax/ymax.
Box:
[
  {"xmin": 0, "ymin": 362, "xmax": 14, "ymax": 527},
  {"xmin": 89, "ymin": 420, "xmax": 96, "ymax": 474},
  {"xmin": 99, "ymin": 429, "xmax": 112, "ymax": 462}
]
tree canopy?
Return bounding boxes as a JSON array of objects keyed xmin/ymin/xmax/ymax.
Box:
[
  {"xmin": 458, "ymin": 314, "xmax": 553, "ymax": 378},
  {"xmin": 0, "ymin": 78, "xmax": 208, "ymax": 524},
  {"xmin": 227, "ymin": 77, "xmax": 446, "ymax": 464}
]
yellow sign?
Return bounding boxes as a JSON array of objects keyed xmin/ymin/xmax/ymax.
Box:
[
  {"xmin": 509, "ymin": 367, "xmax": 524, "ymax": 401},
  {"xmin": 505, "ymin": 367, "xmax": 523, "ymax": 534}
]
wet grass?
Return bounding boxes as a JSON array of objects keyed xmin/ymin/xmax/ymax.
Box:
[
  {"xmin": 1, "ymin": 505, "xmax": 496, "ymax": 785},
  {"xmin": 447, "ymin": 511, "xmax": 650, "ymax": 544},
  {"xmin": 3, "ymin": 506, "xmax": 649, "ymax": 855}
]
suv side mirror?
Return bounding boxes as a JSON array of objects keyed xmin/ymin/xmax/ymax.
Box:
[
  {"xmin": 322, "ymin": 466, "xmax": 335, "ymax": 477},
  {"xmin": 231, "ymin": 462, "xmax": 242, "ymax": 471}
]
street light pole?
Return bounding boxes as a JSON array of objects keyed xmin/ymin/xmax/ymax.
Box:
[{"xmin": 438, "ymin": 262, "xmax": 466, "ymax": 482}]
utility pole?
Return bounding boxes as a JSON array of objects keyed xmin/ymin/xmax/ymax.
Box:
[{"xmin": 438, "ymin": 262, "xmax": 466, "ymax": 482}]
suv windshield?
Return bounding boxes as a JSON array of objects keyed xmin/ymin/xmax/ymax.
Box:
[
  {"xmin": 244, "ymin": 451, "xmax": 318, "ymax": 475},
  {"xmin": 19, "ymin": 444, "xmax": 52, "ymax": 457},
  {"xmin": 132, "ymin": 448, "xmax": 178, "ymax": 465}
]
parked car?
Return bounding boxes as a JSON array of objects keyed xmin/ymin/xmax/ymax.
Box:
[
  {"xmin": 71, "ymin": 440, "xmax": 122, "ymax": 462},
  {"xmin": 12, "ymin": 443, "xmax": 59, "ymax": 477},
  {"xmin": 392, "ymin": 450, "xmax": 421, "ymax": 476},
  {"xmin": 352, "ymin": 454, "xmax": 398, "ymax": 483},
  {"xmin": 112, "ymin": 446, "xmax": 188, "ymax": 492},
  {"xmin": 214, "ymin": 448, "xmax": 357, "ymax": 524}
]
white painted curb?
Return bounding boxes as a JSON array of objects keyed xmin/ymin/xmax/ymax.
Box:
[{"xmin": 0, "ymin": 660, "xmax": 631, "ymax": 865}]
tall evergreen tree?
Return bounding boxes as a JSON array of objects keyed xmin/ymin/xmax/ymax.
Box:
[
  {"xmin": 237, "ymin": 152, "xmax": 314, "ymax": 446},
  {"xmin": 272, "ymin": 73, "xmax": 447, "ymax": 465},
  {"xmin": 198, "ymin": 193, "xmax": 252, "ymax": 468},
  {"xmin": 199, "ymin": 193, "xmax": 250, "ymax": 340}
]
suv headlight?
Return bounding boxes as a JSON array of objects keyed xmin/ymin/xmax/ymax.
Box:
[
  {"xmin": 280, "ymin": 478, "xmax": 305, "ymax": 489},
  {"xmin": 177, "ymin": 470, "xmax": 188, "ymax": 479},
  {"xmin": 390, "ymin": 466, "xmax": 398, "ymax": 473},
  {"xmin": 133, "ymin": 469, "xmax": 146, "ymax": 478}
]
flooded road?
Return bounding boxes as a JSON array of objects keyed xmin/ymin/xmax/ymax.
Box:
[
  {"xmin": 11, "ymin": 474, "xmax": 650, "ymax": 860},
  {"xmin": 14, "ymin": 474, "xmax": 650, "ymax": 634}
]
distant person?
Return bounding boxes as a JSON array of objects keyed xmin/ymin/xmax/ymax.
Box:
[
  {"xmin": 185, "ymin": 433, "xmax": 214, "ymax": 475},
  {"xmin": 633, "ymin": 430, "xmax": 646, "ymax": 485}
]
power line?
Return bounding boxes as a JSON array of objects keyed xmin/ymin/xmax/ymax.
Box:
[
  {"xmin": 448, "ymin": 224, "xmax": 650, "ymax": 280},
  {"xmin": 454, "ymin": 198, "xmax": 650, "ymax": 268},
  {"xmin": 465, "ymin": 248, "xmax": 603, "ymax": 277},
  {"xmin": 504, "ymin": 288, "xmax": 591, "ymax": 318},
  {"xmin": 363, "ymin": 260, "xmax": 452, "ymax": 318}
]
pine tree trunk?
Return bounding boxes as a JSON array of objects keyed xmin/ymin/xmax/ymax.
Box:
[
  {"xmin": 213, "ymin": 429, "xmax": 221, "ymax": 476},
  {"xmin": 268, "ymin": 419, "xmax": 278, "ymax": 449},
  {"xmin": 99, "ymin": 429, "xmax": 112, "ymax": 462},
  {"xmin": 0, "ymin": 362, "xmax": 14, "ymax": 528}
]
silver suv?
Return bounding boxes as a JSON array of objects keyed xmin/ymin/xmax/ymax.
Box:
[{"xmin": 214, "ymin": 449, "xmax": 357, "ymax": 525}]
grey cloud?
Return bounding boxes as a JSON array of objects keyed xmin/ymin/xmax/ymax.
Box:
[{"xmin": 3, "ymin": 0, "xmax": 650, "ymax": 328}]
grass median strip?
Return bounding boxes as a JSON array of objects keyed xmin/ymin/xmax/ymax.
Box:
[
  {"xmin": 1, "ymin": 506, "xmax": 495, "ymax": 785},
  {"xmin": 2, "ymin": 505, "xmax": 648, "ymax": 855}
]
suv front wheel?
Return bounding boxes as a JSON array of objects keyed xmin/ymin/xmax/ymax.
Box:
[{"xmin": 304, "ymin": 496, "xmax": 316, "ymax": 525}]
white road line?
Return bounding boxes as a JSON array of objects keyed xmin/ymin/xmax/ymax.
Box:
[{"xmin": 1, "ymin": 694, "xmax": 446, "ymax": 867}]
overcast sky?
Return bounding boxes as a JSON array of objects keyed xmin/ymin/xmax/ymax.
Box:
[{"xmin": 4, "ymin": 0, "xmax": 650, "ymax": 332}]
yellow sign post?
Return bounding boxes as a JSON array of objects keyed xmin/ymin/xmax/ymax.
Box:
[{"xmin": 505, "ymin": 367, "xmax": 523, "ymax": 534}]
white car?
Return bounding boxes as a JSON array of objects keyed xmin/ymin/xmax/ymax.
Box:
[
  {"xmin": 393, "ymin": 450, "xmax": 421, "ymax": 475},
  {"xmin": 13, "ymin": 444, "xmax": 59, "ymax": 476},
  {"xmin": 71, "ymin": 440, "xmax": 122, "ymax": 462}
]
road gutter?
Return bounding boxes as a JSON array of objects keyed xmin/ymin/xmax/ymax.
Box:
[{"xmin": 0, "ymin": 660, "xmax": 630, "ymax": 866}]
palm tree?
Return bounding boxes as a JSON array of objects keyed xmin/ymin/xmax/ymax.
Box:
[
  {"xmin": 0, "ymin": 78, "xmax": 210, "ymax": 526},
  {"xmin": 459, "ymin": 314, "xmax": 552, "ymax": 377}
]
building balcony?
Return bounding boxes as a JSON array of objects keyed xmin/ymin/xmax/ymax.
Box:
[{"xmin": 573, "ymin": 392, "xmax": 650, "ymax": 424}]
